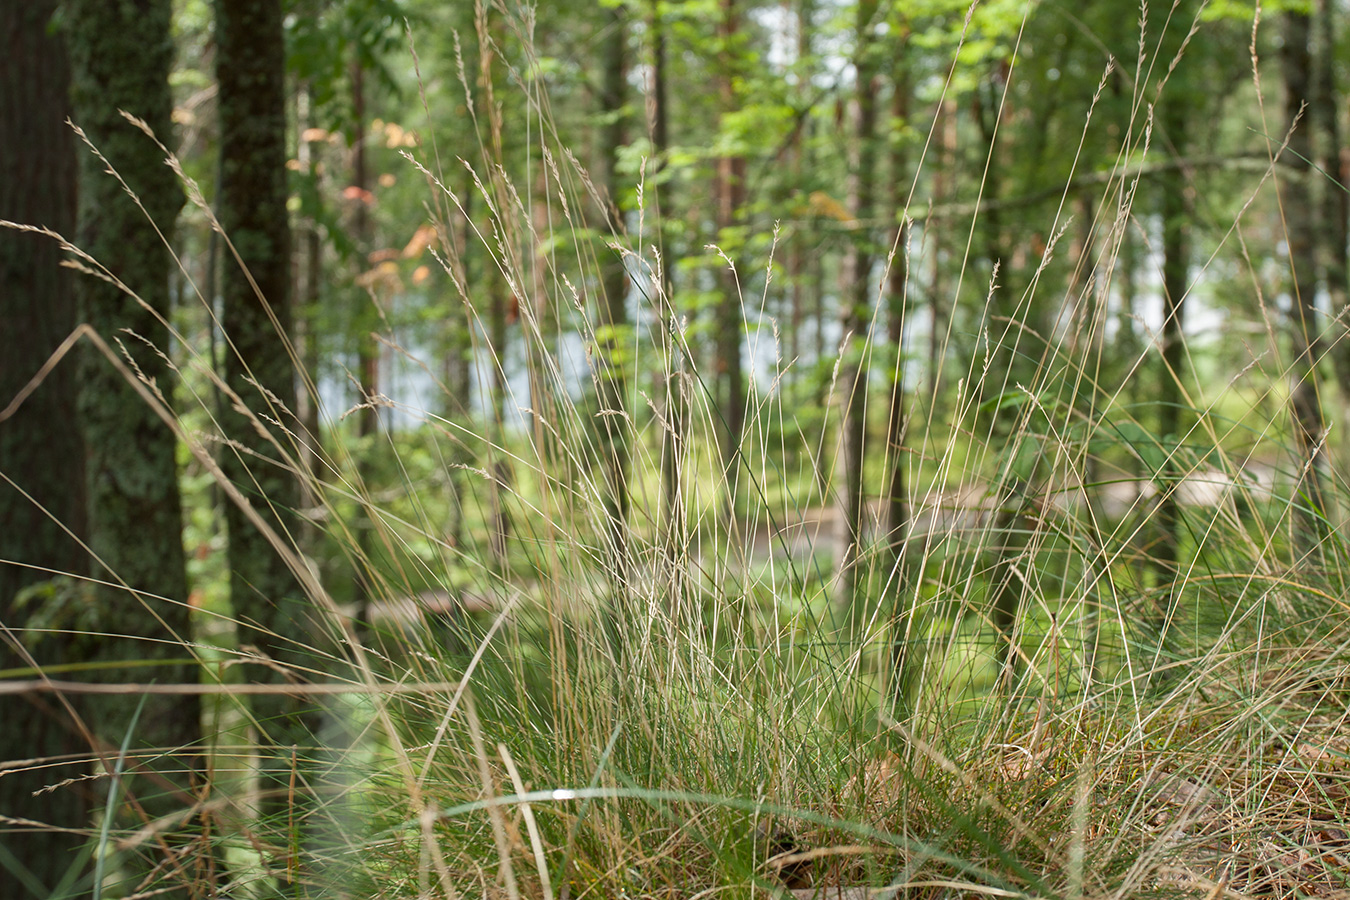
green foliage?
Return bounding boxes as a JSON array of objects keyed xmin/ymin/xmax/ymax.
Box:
[{"xmin": 10, "ymin": 577, "xmax": 95, "ymax": 653}]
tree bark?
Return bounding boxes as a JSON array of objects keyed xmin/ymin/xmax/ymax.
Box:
[
  {"xmin": 597, "ymin": 2, "xmax": 632, "ymax": 585},
  {"xmin": 296, "ymin": 84, "xmax": 325, "ymax": 524},
  {"xmin": 785, "ymin": 0, "xmax": 814, "ymax": 402},
  {"xmin": 1314, "ymin": 1, "xmax": 1350, "ymax": 422},
  {"xmin": 884, "ymin": 24, "xmax": 913, "ymax": 708},
  {"xmin": 715, "ymin": 0, "xmax": 747, "ymax": 519},
  {"xmin": 350, "ymin": 56, "xmax": 384, "ymax": 615},
  {"xmin": 0, "ymin": 5, "xmax": 90, "ymax": 895},
  {"xmin": 973, "ymin": 62, "xmax": 1033, "ymax": 687},
  {"xmin": 476, "ymin": 7, "xmax": 513, "ymax": 575},
  {"xmin": 649, "ymin": 0, "xmax": 687, "ymax": 592},
  {"xmin": 926, "ymin": 100, "xmax": 955, "ymax": 410},
  {"xmin": 1152, "ymin": 104, "xmax": 1191, "ymax": 604},
  {"xmin": 989, "ymin": 481, "xmax": 1031, "ymax": 686},
  {"xmin": 1280, "ymin": 8, "xmax": 1329, "ymax": 554},
  {"xmin": 215, "ymin": 0, "xmax": 321, "ymax": 833},
  {"xmin": 67, "ymin": 0, "xmax": 202, "ymax": 892},
  {"xmin": 838, "ymin": 0, "xmax": 879, "ymax": 608}
]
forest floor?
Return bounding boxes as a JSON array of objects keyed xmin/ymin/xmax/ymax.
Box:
[{"xmin": 739, "ymin": 463, "xmax": 1280, "ymax": 566}]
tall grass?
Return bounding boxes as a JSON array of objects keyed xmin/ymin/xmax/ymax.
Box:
[{"xmin": 7, "ymin": 3, "xmax": 1350, "ymax": 898}]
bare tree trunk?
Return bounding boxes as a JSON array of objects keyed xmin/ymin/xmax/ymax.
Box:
[
  {"xmin": 809, "ymin": 241, "xmax": 830, "ymax": 498},
  {"xmin": 296, "ymin": 84, "xmax": 325, "ymax": 517},
  {"xmin": 352, "ymin": 61, "xmax": 377, "ymax": 439},
  {"xmin": 926, "ymin": 101, "xmax": 955, "ymax": 409},
  {"xmin": 973, "ymin": 66, "xmax": 1029, "ymax": 682},
  {"xmin": 785, "ymin": 0, "xmax": 814, "ymax": 402},
  {"xmin": 477, "ymin": 8, "xmax": 513, "ymax": 575},
  {"xmin": 989, "ymin": 482, "xmax": 1031, "ymax": 687},
  {"xmin": 487, "ymin": 274, "xmax": 511, "ymax": 573},
  {"xmin": 0, "ymin": 6, "xmax": 90, "ymax": 894},
  {"xmin": 715, "ymin": 0, "xmax": 747, "ymax": 521},
  {"xmin": 597, "ymin": 3, "xmax": 632, "ymax": 586},
  {"xmin": 1281, "ymin": 8, "xmax": 1329, "ymax": 554},
  {"xmin": 443, "ymin": 171, "xmax": 476, "ymax": 555},
  {"xmin": 1069, "ymin": 189, "xmax": 1105, "ymax": 674},
  {"xmin": 350, "ymin": 57, "xmax": 385, "ymax": 614},
  {"xmin": 837, "ymin": 0, "xmax": 880, "ymax": 609},
  {"xmin": 1152, "ymin": 104, "xmax": 1191, "ymax": 613},
  {"xmin": 215, "ymin": 0, "xmax": 322, "ymax": 829},
  {"xmin": 648, "ymin": 0, "xmax": 686, "ymax": 585},
  {"xmin": 1314, "ymin": 0, "xmax": 1350, "ymax": 429},
  {"xmin": 884, "ymin": 26, "xmax": 913, "ymax": 708},
  {"xmin": 66, "ymin": 1, "xmax": 203, "ymax": 892}
]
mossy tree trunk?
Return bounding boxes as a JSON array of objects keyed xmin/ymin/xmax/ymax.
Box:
[
  {"xmin": 67, "ymin": 0, "xmax": 202, "ymax": 893},
  {"xmin": 0, "ymin": 4, "xmax": 90, "ymax": 896}
]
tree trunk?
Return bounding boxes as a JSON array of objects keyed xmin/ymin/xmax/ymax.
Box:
[
  {"xmin": 350, "ymin": 56, "xmax": 384, "ymax": 613},
  {"xmin": 296, "ymin": 83, "xmax": 325, "ymax": 543},
  {"xmin": 597, "ymin": 3, "xmax": 632, "ymax": 585},
  {"xmin": 973, "ymin": 64, "xmax": 1035, "ymax": 688},
  {"xmin": 650, "ymin": 0, "xmax": 687, "ymax": 591},
  {"xmin": 0, "ymin": 5, "xmax": 90, "ymax": 895},
  {"xmin": 926, "ymin": 100, "xmax": 955, "ymax": 410},
  {"xmin": 445, "ymin": 172, "xmax": 477, "ymax": 554},
  {"xmin": 66, "ymin": 0, "xmax": 202, "ymax": 893},
  {"xmin": 715, "ymin": 0, "xmax": 747, "ymax": 520},
  {"xmin": 785, "ymin": 0, "xmax": 814, "ymax": 402},
  {"xmin": 1280, "ymin": 9, "xmax": 1329, "ymax": 554},
  {"xmin": 215, "ymin": 0, "xmax": 321, "ymax": 845},
  {"xmin": 884, "ymin": 25, "xmax": 913, "ymax": 708},
  {"xmin": 837, "ymin": 0, "xmax": 880, "ymax": 609},
  {"xmin": 1314, "ymin": 1, "xmax": 1350, "ymax": 437},
  {"xmin": 1152, "ymin": 104, "xmax": 1191, "ymax": 612},
  {"xmin": 486, "ymin": 274, "xmax": 511, "ymax": 573},
  {"xmin": 989, "ymin": 482, "xmax": 1031, "ymax": 687},
  {"xmin": 476, "ymin": 8, "xmax": 513, "ymax": 576}
]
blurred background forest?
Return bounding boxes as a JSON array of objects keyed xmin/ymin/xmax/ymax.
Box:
[{"xmin": 4, "ymin": 0, "xmax": 1350, "ymax": 898}]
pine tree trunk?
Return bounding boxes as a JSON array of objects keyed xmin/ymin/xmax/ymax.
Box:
[
  {"xmin": 215, "ymin": 0, "xmax": 321, "ymax": 846},
  {"xmin": 1280, "ymin": 9, "xmax": 1329, "ymax": 554},
  {"xmin": 989, "ymin": 482, "xmax": 1030, "ymax": 686},
  {"xmin": 445, "ymin": 173, "xmax": 477, "ymax": 555},
  {"xmin": 838, "ymin": 0, "xmax": 879, "ymax": 609},
  {"xmin": 1314, "ymin": 1, "xmax": 1350, "ymax": 437},
  {"xmin": 926, "ymin": 100, "xmax": 955, "ymax": 410},
  {"xmin": 67, "ymin": 0, "xmax": 201, "ymax": 892},
  {"xmin": 296, "ymin": 84, "xmax": 325, "ymax": 535},
  {"xmin": 973, "ymin": 65, "xmax": 1032, "ymax": 687},
  {"xmin": 785, "ymin": 0, "xmax": 814, "ymax": 402},
  {"xmin": 715, "ymin": 0, "xmax": 746, "ymax": 520},
  {"xmin": 650, "ymin": 0, "xmax": 687, "ymax": 592},
  {"xmin": 1153, "ymin": 104, "xmax": 1191, "ymax": 614},
  {"xmin": 0, "ymin": 5, "xmax": 91, "ymax": 895},
  {"xmin": 885, "ymin": 29, "xmax": 913, "ymax": 708},
  {"xmin": 597, "ymin": 3, "xmax": 631, "ymax": 585},
  {"xmin": 477, "ymin": 8, "xmax": 513, "ymax": 575}
]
